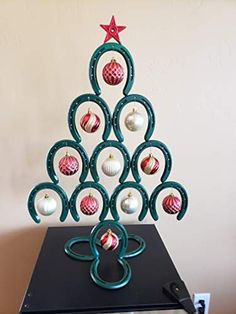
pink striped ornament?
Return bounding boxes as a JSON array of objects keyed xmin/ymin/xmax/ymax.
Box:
[
  {"xmin": 102, "ymin": 59, "xmax": 124, "ymax": 85},
  {"xmin": 58, "ymin": 153, "xmax": 79, "ymax": 176},
  {"xmin": 162, "ymin": 193, "xmax": 181, "ymax": 214},
  {"xmin": 80, "ymin": 193, "xmax": 99, "ymax": 215},
  {"xmin": 80, "ymin": 110, "xmax": 100, "ymax": 133},
  {"xmin": 100, "ymin": 229, "xmax": 119, "ymax": 251},
  {"xmin": 141, "ymin": 154, "xmax": 159, "ymax": 175}
]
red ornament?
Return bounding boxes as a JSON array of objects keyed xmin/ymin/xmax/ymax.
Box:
[
  {"xmin": 102, "ymin": 59, "xmax": 124, "ymax": 85},
  {"xmin": 59, "ymin": 153, "xmax": 79, "ymax": 176},
  {"xmin": 80, "ymin": 110, "xmax": 100, "ymax": 133},
  {"xmin": 100, "ymin": 15, "xmax": 126, "ymax": 44},
  {"xmin": 100, "ymin": 229, "xmax": 119, "ymax": 251},
  {"xmin": 162, "ymin": 193, "xmax": 181, "ymax": 214},
  {"xmin": 141, "ymin": 154, "xmax": 159, "ymax": 175},
  {"xmin": 80, "ymin": 193, "xmax": 99, "ymax": 215}
]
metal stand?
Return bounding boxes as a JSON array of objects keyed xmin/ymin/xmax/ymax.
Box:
[{"xmin": 65, "ymin": 220, "xmax": 145, "ymax": 289}]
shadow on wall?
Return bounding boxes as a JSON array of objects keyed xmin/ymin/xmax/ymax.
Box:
[{"xmin": 0, "ymin": 226, "xmax": 46, "ymax": 314}]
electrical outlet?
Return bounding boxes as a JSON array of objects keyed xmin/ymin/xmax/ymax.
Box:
[{"xmin": 193, "ymin": 293, "xmax": 211, "ymax": 314}]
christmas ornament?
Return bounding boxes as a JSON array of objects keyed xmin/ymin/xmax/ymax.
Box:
[
  {"xmin": 102, "ymin": 154, "xmax": 121, "ymax": 177},
  {"xmin": 36, "ymin": 194, "xmax": 57, "ymax": 216},
  {"xmin": 120, "ymin": 192, "xmax": 138, "ymax": 214},
  {"xmin": 100, "ymin": 229, "xmax": 119, "ymax": 251},
  {"xmin": 59, "ymin": 152, "xmax": 79, "ymax": 176},
  {"xmin": 100, "ymin": 15, "xmax": 126, "ymax": 44},
  {"xmin": 80, "ymin": 109, "xmax": 100, "ymax": 133},
  {"xmin": 102, "ymin": 59, "xmax": 124, "ymax": 85},
  {"xmin": 80, "ymin": 193, "xmax": 99, "ymax": 215},
  {"xmin": 141, "ymin": 153, "xmax": 159, "ymax": 175},
  {"xmin": 125, "ymin": 108, "xmax": 144, "ymax": 131},
  {"xmin": 162, "ymin": 193, "xmax": 181, "ymax": 214}
]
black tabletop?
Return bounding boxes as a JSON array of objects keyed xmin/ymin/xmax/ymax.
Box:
[{"xmin": 20, "ymin": 224, "xmax": 183, "ymax": 313}]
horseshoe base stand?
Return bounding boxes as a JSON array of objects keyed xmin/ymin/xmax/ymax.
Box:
[
  {"xmin": 20, "ymin": 224, "xmax": 194, "ymax": 314},
  {"xmin": 65, "ymin": 220, "xmax": 146, "ymax": 289}
]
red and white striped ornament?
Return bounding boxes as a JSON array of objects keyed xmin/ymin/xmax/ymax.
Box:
[
  {"xmin": 58, "ymin": 152, "xmax": 79, "ymax": 176},
  {"xmin": 80, "ymin": 109, "xmax": 100, "ymax": 133},
  {"xmin": 141, "ymin": 154, "xmax": 159, "ymax": 175},
  {"xmin": 100, "ymin": 229, "xmax": 119, "ymax": 251},
  {"xmin": 102, "ymin": 59, "xmax": 124, "ymax": 85},
  {"xmin": 80, "ymin": 193, "xmax": 99, "ymax": 215},
  {"xmin": 162, "ymin": 193, "xmax": 181, "ymax": 214}
]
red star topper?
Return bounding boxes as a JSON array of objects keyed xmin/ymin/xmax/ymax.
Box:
[{"xmin": 100, "ymin": 16, "xmax": 126, "ymax": 44}]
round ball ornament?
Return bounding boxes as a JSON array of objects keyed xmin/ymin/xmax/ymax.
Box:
[
  {"xmin": 80, "ymin": 193, "xmax": 99, "ymax": 216},
  {"xmin": 120, "ymin": 192, "xmax": 138, "ymax": 214},
  {"xmin": 102, "ymin": 58, "xmax": 124, "ymax": 85},
  {"xmin": 100, "ymin": 229, "xmax": 119, "ymax": 251},
  {"xmin": 36, "ymin": 194, "xmax": 57, "ymax": 216},
  {"xmin": 102, "ymin": 154, "xmax": 121, "ymax": 177},
  {"xmin": 141, "ymin": 153, "xmax": 159, "ymax": 175},
  {"xmin": 162, "ymin": 193, "xmax": 181, "ymax": 214},
  {"xmin": 59, "ymin": 152, "xmax": 79, "ymax": 176},
  {"xmin": 125, "ymin": 108, "xmax": 144, "ymax": 132},
  {"xmin": 80, "ymin": 109, "xmax": 100, "ymax": 133}
]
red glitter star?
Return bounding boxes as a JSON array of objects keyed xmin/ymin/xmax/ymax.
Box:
[{"xmin": 100, "ymin": 16, "xmax": 126, "ymax": 44}]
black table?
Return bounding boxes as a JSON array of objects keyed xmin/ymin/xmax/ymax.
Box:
[{"xmin": 20, "ymin": 225, "xmax": 193, "ymax": 314}]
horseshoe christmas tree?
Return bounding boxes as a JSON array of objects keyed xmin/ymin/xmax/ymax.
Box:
[{"xmin": 28, "ymin": 16, "xmax": 188, "ymax": 290}]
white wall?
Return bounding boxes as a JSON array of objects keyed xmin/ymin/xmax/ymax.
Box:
[{"xmin": 0, "ymin": 1, "xmax": 236, "ymax": 313}]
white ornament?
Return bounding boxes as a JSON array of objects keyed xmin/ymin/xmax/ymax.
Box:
[
  {"xmin": 36, "ymin": 194, "xmax": 57, "ymax": 216},
  {"xmin": 120, "ymin": 192, "xmax": 139, "ymax": 214},
  {"xmin": 101, "ymin": 154, "xmax": 121, "ymax": 177},
  {"xmin": 125, "ymin": 108, "xmax": 144, "ymax": 132}
]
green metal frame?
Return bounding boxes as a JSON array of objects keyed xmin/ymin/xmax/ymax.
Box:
[
  {"xmin": 110, "ymin": 181, "xmax": 149, "ymax": 221},
  {"xmin": 131, "ymin": 140, "xmax": 172, "ymax": 183},
  {"xmin": 28, "ymin": 182, "xmax": 69, "ymax": 223},
  {"xmin": 90, "ymin": 140, "xmax": 130, "ymax": 183},
  {"xmin": 68, "ymin": 93, "xmax": 112, "ymax": 143},
  {"xmin": 46, "ymin": 139, "xmax": 89, "ymax": 184},
  {"xmin": 69, "ymin": 181, "xmax": 109, "ymax": 222},
  {"xmin": 65, "ymin": 220, "xmax": 145, "ymax": 289},
  {"xmin": 65, "ymin": 231, "xmax": 145, "ymax": 262},
  {"xmin": 149, "ymin": 181, "xmax": 188, "ymax": 221},
  {"xmin": 27, "ymin": 38, "xmax": 189, "ymax": 291},
  {"xmin": 113, "ymin": 94, "xmax": 155, "ymax": 142},
  {"xmin": 89, "ymin": 43, "xmax": 135, "ymax": 96},
  {"xmin": 64, "ymin": 236, "xmax": 99, "ymax": 261}
]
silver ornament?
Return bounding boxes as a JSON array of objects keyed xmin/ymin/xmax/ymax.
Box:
[
  {"xmin": 120, "ymin": 192, "xmax": 139, "ymax": 214},
  {"xmin": 125, "ymin": 108, "xmax": 144, "ymax": 131},
  {"xmin": 101, "ymin": 154, "xmax": 121, "ymax": 177},
  {"xmin": 36, "ymin": 194, "xmax": 57, "ymax": 216}
]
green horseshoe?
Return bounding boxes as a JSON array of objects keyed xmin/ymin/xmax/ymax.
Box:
[
  {"xmin": 46, "ymin": 139, "xmax": 89, "ymax": 184},
  {"xmin": 113, "ymin": 94, "xmax": 155, "ymax": 142},
  {"xmin": 69, "ymin": 181, "xmax": 109, "ymax": 222},
  {"xmin": 123, "ymin": 234, "xmax": 146, "ymax": 258},
  {"xmin": 110, "ymin": 181, "xmax": 149, "ymax": 221},
  {"xmin": 68, "ymin": 93, "xmax": 112, "ymax": 143},
  {"xmin": 64, "ymin": 233, "xmax": 145, "ymax": 263},
  {"xmin": 90, "ymin": 258, "xmax": 131, "ymax": 290},
  {"xmin": 149, "ymin": 181, "xmax": 188, "ymax": 221},
  {"xmin": 89, "ymin": 43, "xmax": 135, "ymax": 96},
  {"xmin": 90, "ymin": 140, "xmax": 130, "ymax": 183},
  {"xmin": 27, "ymin": 182, "xmax": 69, "ymax": 223},
  {"xmin": 64, "ymin": 236, "xmax": 100, "ymax": 261},
  {"xmin": 131, "ymin": 140, "xmax": 172, "ymax": 183},
  {"xmin": 89, "ymin": 220, "xmax": 131, "ymax": 289}
]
